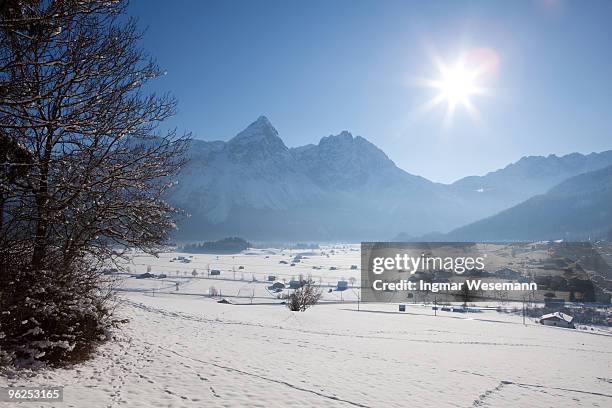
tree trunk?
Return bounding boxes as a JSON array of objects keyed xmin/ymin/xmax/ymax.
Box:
[{"xmin": 31, "ymin": 132, "xmax": 53, "ymax": 269}]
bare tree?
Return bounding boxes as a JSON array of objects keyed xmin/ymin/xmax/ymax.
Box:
[
  {"xmin": 0, "ymin": 0, "xmax": 189, "ymax": 366},
  {"xmin": 457, "ymin": 282, "xmax": 477, "ymax": 307},
  {"xmin": 286, "ymin": 280, "xmax": 322, "ymax": 312}
]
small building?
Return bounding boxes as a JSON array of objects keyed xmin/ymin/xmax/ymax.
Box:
[
  {"xmin": 267, "ymin": 275, "xmax": 276, "ymax": 281},
  {"xmin": 540, "ymin": 312, "xmax": 575, "ymax": 328},
  {"xmin": 350, "ymin": 265, "xmax": 358, "ymax": 270},
  {"xmin": 270, "ymin": 282, "xmax": 285, "ymax": 291},
  {"xmin": 336, "ymin": 280, "xmax": 348, "ymax": 291},
  {"xmin": 210, "ymin": 269, "xmax": 221, "ymax": 276},
  {"xmin": 494, "ymin": 268, "xmax": 521, "ymax": 279},
  {"xmin": 544, "ymin": 297, "xmax": 565, "ymax": 308},
  {"xmin": 289, "ymin": 280, "xmax": 302, "ymax": 289}
]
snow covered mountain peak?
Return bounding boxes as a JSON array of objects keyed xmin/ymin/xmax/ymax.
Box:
[
  {"xmin": 226, "ymin": 115, "xmax": 289, "ymax": 161},
  {"xmin": 169, "ymin": 115, "xmax": 612, "ymax": 241},
  {"xmin": 316, "ymin": 131, "xmax": 394, "ymax": 166},
  {"xmin": 229, "ymin": 115, "xmax": 281, "ymax": 146},
  {"xmin": 326, "ymin": 130, "xmax": 354, "ymax": 141}
]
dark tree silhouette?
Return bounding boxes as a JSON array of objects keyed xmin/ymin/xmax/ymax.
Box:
[{"xmin": 0, "ymin": 0, "xmax": 188, "ymax": 366}]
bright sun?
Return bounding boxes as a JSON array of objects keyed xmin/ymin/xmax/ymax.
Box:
[
  {"xmin": 426, "ymin": 60, "xmax": 485, "ymax": 121},
  {"xmin": 437, "ymin": 63, "xmax": 479, "ymax": 107},
  {"xmin": 416, "ymin": 49, "xmax": 497, "ymax": 127}
]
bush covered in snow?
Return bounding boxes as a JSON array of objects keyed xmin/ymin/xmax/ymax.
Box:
[
  {"xmin": 0, "ymin": 254, "xmax": 115, "ymax": 366},
  {"xmin": 286, "ymin": 280, "xmax": 322, "ymax": 312}
]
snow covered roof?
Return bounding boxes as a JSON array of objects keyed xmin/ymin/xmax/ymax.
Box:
[{"xmin": 541, "ymin": 312, "xmax": 574, "ymax": 323}]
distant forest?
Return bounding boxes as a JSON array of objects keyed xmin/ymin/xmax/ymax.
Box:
[{"xmin": 182, "ymin": 237, "xmax": 250, "ymax": 254}]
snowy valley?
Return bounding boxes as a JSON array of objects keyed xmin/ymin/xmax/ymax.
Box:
[{"xmin": 3, "ymin": 246, "xmax": 611, "ymax": 407}]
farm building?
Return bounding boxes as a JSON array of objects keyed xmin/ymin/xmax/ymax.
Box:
[
  {"xmin": 494, "ymin": 268, "xmax": 521, "ymax": 279},
  {"xmin": 540, "ymin": 312, "xmax": 575, "ymax": 329},
  {"xmin": 289, "ymin": 280, "xmax": 302, "ymax": 289},
  {"xmin": 544, "ymin": 297, "xmax": 565, "ymax": 308},
  {"xmin": 269, "ymin": 282, "xmax": 285, "ymax": 291}
]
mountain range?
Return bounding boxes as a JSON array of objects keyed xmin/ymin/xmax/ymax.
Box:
[
  {"xmin": 169, "ymin": 116, "xmax": 612, "ymax": 242},
  {"xmin": 438, "ymin": 164, "xmax": 612, "ymax": 241}
]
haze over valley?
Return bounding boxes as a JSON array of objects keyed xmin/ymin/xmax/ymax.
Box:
[{"xmin": 170, "ymin": 116, "xmax": 612, "ymax": 242}]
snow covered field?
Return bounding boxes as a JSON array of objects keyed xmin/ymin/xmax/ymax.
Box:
[{"xmin": 2, "ymin": 247, "xmax": 611, "ymax": 407}]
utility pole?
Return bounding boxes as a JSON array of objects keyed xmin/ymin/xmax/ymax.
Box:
[
  {"xmin": 522, "ymin": 296, "xmax": 526, "ymax": 325},
  {"xmin": 434, "ymin": 295, "xmax": 437, "ymax": 316}
]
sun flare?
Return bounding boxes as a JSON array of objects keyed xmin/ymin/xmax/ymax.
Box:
[
  {"xmin": 437, "ymin": 63, "xmax": 479, "ymax": 107},
  {"xmin": 416, "ymin": 48, "xmax": 497, "ymax": 127},
  {"xmin": 426, "ymin": 59, "xmax": 485, "ymax": 121}
]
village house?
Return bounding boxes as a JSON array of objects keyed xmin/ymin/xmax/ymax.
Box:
[{"xmin": 540, "ymin": 312, "xmax": 575, "ymax": 329}]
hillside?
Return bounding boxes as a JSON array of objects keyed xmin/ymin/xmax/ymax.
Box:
[{"xmin": 444, "ymin": 165, "xmax": 612, "ymax": 241}]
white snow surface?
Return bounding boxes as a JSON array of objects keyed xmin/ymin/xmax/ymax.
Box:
[{"xmin": 2, "ymin": 247, "xmax": 611, "ymax": 407}]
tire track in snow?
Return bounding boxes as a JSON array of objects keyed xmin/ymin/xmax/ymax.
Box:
[
  {"xmin": 471, "ymin": 380, "xmax": 507, "ymax": 406},
  {"xmin": 153, "ymin": 344, "xmax": 371, "ymax": 408},
  {"xmin": 508, "ymin": 380, "xmax": 612, "ymax": 398},
  {"xmin": 471, "ymin": 379, "xmax": 612, "ymax": 407},
  {"xmin": 122, "ymin": 299, "xmax": 612, "ymax": 353}
]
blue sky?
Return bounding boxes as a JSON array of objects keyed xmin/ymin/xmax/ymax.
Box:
[{"xmin": 129, "ymin": 0, "xmax": 612, "ymax": 183}]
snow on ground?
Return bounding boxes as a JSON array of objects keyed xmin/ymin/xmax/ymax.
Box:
[
  {"xmin": 2, "ymin": 247, "xmax": 612, "ymax": 407},
  {"xmin": 117, "ymin": 246, "xmax": 363, "ymax": 302}
]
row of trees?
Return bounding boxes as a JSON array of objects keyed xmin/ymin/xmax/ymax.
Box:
[
  {"xmin": 182, "ymin": 237, "xmax": 250, "ymax": 254},
  {"xmin": 1, "ymin": 0, "xmax": 188, "ymax": 366}
]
